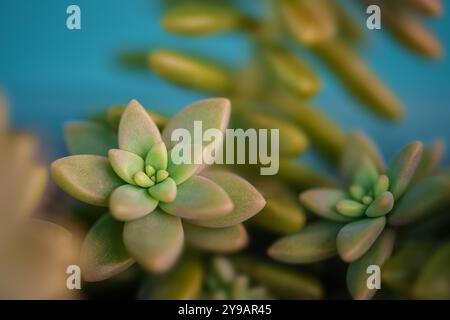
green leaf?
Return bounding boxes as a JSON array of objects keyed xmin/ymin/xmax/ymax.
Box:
[
  {"xmin": 110, "ymin": 184, "xmax": 158, "ymax": 221},
  {"xmin": 162, "ymin": 98, "xmax": 230, "ymax": 149},
  {"xmin": 107, "ymin": 105, "xmax": 167, "ymax": 130},
  {"xmin": 160, "ymin": 175, "xmax": 233, "ymax": 220},
  {"xmin": 340, "ymin": 131, "xmax": 385, "ymax": 183},
  {"xmin": 366, "ymin": 191, "xmax": 394, "ymax": 217},
  {"xmin": 412, "ymin": 242, "xmax": 450, "ymax": 300},
  {"xmin": 108, "ymin": 149, "xmax": 144, "ymax": 185},
  {"xmin": 141, "ymin": 255, "xmax": 204, "ymax": 300},
  {"xmin": 51, "ymin": 155, "xmax": 123, "ymax": 206},
  {"xmin": 188, "ymin": 170, "xmax": 265, "ymax": 228},
  {"xmin": 389, "ymin": 175, "xmax": 450, "ymax": 226},
  {"xmin": 123, "ymin": 210, "xmax": 184, "ymax": 273},
  {"xmin": 263, "ymin": 46, "xmax": 321, "ymax": 98},
  {"xmin": 337, "ymin": 217, "xmax": 386, "ymax": 262},
  {"xmin": 167, "ymin": 144, "xmax": 203, "ymax": 185},
  {"xmin": 347, "ymin": 229, "xmax": 395, "ymax": 300},
  {"xmin": 300, "ymin": 188, "xmax": 353, "ymax": 222},
  {"xmin": 352, "ymin": 156, "xmax": 379, "ymax": 189},
  {"xmin": 118, "ymin": 100, "xmax": 162, "ymax": 158},
  {"xmin": 336, "ymin": 199, "xmax": 367, "ymax": 218},
  {"xmin": 413, "ymin": 140, "xmax": 444, "ymax": 182},
  {"xmin": 233, "ymin": 256, "xmax": 323, "ymax": 299},
  {"xmin": 183, "ymin": 222, "xmax": 248, "ymax": 253},
  {"xmin": 148, "ymin": 177, "xmax": 177, "ymax": 203},
  {"xmin": 64, "ymin": 121, "xmax": 117, "ymax": 156},
  {"xmin": 145, "ymin": 141, "xmax": 168, "ymax": 170},
  {"xmin": 149, "ymin": 50, "xmax": 233, "ymax": 94},
  {"xmin": 387, "ymin": 141, "xmax": 423, "ymax": 199},
  {"xmin": 80, "ymin": 214, "xmax": 135, "ymax": 282},
  {"xmin": 162, "ymin": 4, "xmax": 250, "ymax": 35},
  {"xmin": 268, "ymin": 222, "xmax": 342, "ymax": 263}
]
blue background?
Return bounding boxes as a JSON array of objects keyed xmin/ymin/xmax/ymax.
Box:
[{"xmin": 1, "ymin": 0, "xmax": 449, "ymax": 167}]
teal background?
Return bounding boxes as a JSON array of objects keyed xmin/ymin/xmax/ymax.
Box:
[{"xmin": 0, "ymin": 0, "xmax": 449, "ymax": 166}]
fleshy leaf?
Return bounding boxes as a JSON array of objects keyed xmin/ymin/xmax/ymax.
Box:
[
  {"xmin": 389, "ymin": 175, "xmax": 450, "ymax": 226},
  {"xmin": 80, "ymin": 214, "xmax": 135, "ymax": 282},
  {"xmin": 268, "ymin": 222, "xmax": 343, "ymax": 263},
  {"xmin": 148, "ymin": 177, "xmax": 177, "ymax": 203},
  {"xmin": 110, "ymin": 185, "xmax": 158, "ymax": 221},
  {"xmin": 167, "ymin": 144, "xmax": 203, "ymax": 185},
  {"xmin": 337, "ymin": 217, "xmax": 386, "ymax": 262},
  {"xmin": 145, "ymin": 141, "xmax": 168, "ymax": 170},
  {"xmin": 387, "ymin": 141, "xmax": 423, "ymax": 199},
  {"xmin": 336, "ymin": 199, "xmax": 366, "ymax": 218},
  {"xmin": 108, "ymin": 149, "xmax": 144, "ymax": 185},
  {"xmin": 411, "ymin": 242, "xmax": 450, "ymax": 300},
  {"xmin": 340, "ymin": 131, "xmax": 385, "ymax": 182},
  {"xmin": 347, "ymin": 229, "xmax": 395, "ymax": 300},
  {"xmin": 352, "ymin": 156, "xmax": 379, "ymax": 189},
  {"xmin": 141, "ymin": 255, "xmax": 204, "ymax": 300},
  {"xmin": 300, "ymin": 188, "xmax": 353, "ymax": 222},
  {"xmin": 188, "ymin": 170, "xmax": 265, "ymax": 228},
  {"xmin": 123, "ymin": 210, "xmax": 183, "ymax": 273},
  {"xmin": 159, "ymin": 175, "xmax": 233, "ymax": 220},
  {"xmin": 183, "ymin": 222, "xmax": 248, "ymax": 253},
  {"xmin": 232, "ymin": 256, "xmax": 323, "ymax": 299},
  {"xmin": 65, "ymin": 121, "xmax": 117, "ymax": 156},
  {"xmin": 162, "ymin": 98, "xmax": 230, "ymax": 149},
  {"xmin": 413, "ymin": 140, "xmax": 444, "ymax": 182},
  {"xmin": 366, "ymin": 191, "xmax": 394, "ymax": 217},
  {"xmin": 51, "ymin": 155, "xmax": 123, "ymax": 206},
  {"xmin": 118, "ymin": 100, "xmax": 162, "ymax": 158}
]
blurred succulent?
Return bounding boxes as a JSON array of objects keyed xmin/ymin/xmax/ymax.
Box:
[
  {"xmin": 269, "ymin": 132, "xmax": 450, "ymax": 299},
  {"xmin": 51, "ymin": 98, "xmax": 265, "ymax": 281},
  {"xmin": 0, "ymin": 93, "xmax": 77, "ymax": 299},
  {"xmin": 203, "ymin": 256, "xmax": 272, "ymax": 300},
  {"xmin": 382, "ymin": 240, "xmax": 450, "ymax": 299}
]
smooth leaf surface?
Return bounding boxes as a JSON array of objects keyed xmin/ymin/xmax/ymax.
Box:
[
  {"xmin": 300, "ymin": 188, "xmax": 353, "ymax": 222},
  {"xmin": 160, "ymin": 175, "xmax": 233, "ymax": 220},
  {"xmin": 268, "ymin": 222, "xmax": 343, "ymax": 263},
  {"xmin": 51, "ymin": 155, "xmax": 123, "ymax": 206},
  {"xmin": 337, "ymin": 217, "xmax": 386, "ymax": 262},
  {"xmin": 189, "ymin": 170, "xmax": 265, "ymax": 228},
  {"xmin": 123, "ymin": 210, "xmax": 183, "ymax": 273},
  {"xmin": 110, "ymin": 185, "xmax": 158, "ymax": 221},
  {"xmin": 80, "ymin": 214, "xmax": 134, "ymax": 282},
  {"xmin": 118, "ymin": 100, "xmax": 162, "ymax": 158},
  {"xmin": 108, "ymin": 149, "xmax": 144, "ymax": 184},
  {"xmin": 183, "ymin": 222, "xmax": 248, "ymax": 253}
]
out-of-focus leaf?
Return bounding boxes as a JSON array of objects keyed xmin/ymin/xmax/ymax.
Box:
[
  {"xmin": 337, "ymin": 217, "xmax": 386, "ymax": 262},
  {"xmin": 123, "ymin": 210, "xmax": 183, "ymax": 273},
  {"xmin": 183, "ymin": 222, "xmax": 248, "ymax": 253},
  {"xmin": 347, "ymin": 229, "xmax": 395, "ymax": 300},
  {"xmin": 387, "ymin": 141, "xmax": 423, "ymax": 199},
  {"xmin": 268, "ymin": 222, "xmax": 342, "ymax": 263},
  {"xmin": 278, "ymin": 160, "xmax": 334, "ymax": 191},
  {"xmin": 162, "ymin": 3, "xmax": 253, "ymax": 35},
  {"xmin": 232, "ymin": 256, "xmax": 323, "ymax": 299},
  {"xmin": 80, "ymin": 214, "xmax": 134, "ymax": 282},
  {"xmin": 313, "ymin": 39, "xmax": 404, "ymax": 120},
  {"xmin": 411, "ymin": 242, "xmax": 450, "ymax": 299},
  {"xmin": 51, "ymin": 155, "xmax": 123, "ymax": 206},
  {"xmin": 389, "ymin": 175, "xmax": 450, "ymax": 226},
  {"xmin": 263, "ymin": 46, "xmax": 321, "ymax": 98},
  {"xmin": 107, "ymin": 105, "xmax": 167, "ymax": 130},
  {"xmin": 149, "ymin": 50, "xmax": 234, "ymax": 94},
  {"xmin": 65, "ymin": 121, "xmax": 117, "ymax": 156},
  {"xmin": 413, "ymin": 140, "xmax": 445, "ymax": 182}
]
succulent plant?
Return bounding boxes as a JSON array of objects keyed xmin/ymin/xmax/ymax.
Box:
[
  {"xmin": 51, "ymin": 98, "xmax": 265, "ymax": 281},
  {"xmin": 0, "ymin": 94, "xmax": 77, "ymax": 299},
  {"xmin": 269, "ymin": 132, "xmax": 450, "ymax": 299}
]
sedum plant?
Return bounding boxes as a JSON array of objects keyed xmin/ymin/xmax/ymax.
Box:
[
  {"xmin": 269, "ymin": 132, "xmax": 450, "ymax": 299},
  {"xmin": 51, "ymin": 98, "xmax": 265, "ymax": 281}
]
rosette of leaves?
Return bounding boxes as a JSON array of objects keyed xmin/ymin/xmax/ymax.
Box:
[
  {"xmin": 269, "ymin": 132, "xmax": 450, "ymax": 299},
  {"xmin": 51, "ymin": 98, "xmax": 265, "ymax": 281},
  {"xmin": 0, "ymin": 94, "xmax": 77, "ymax": 299}
]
